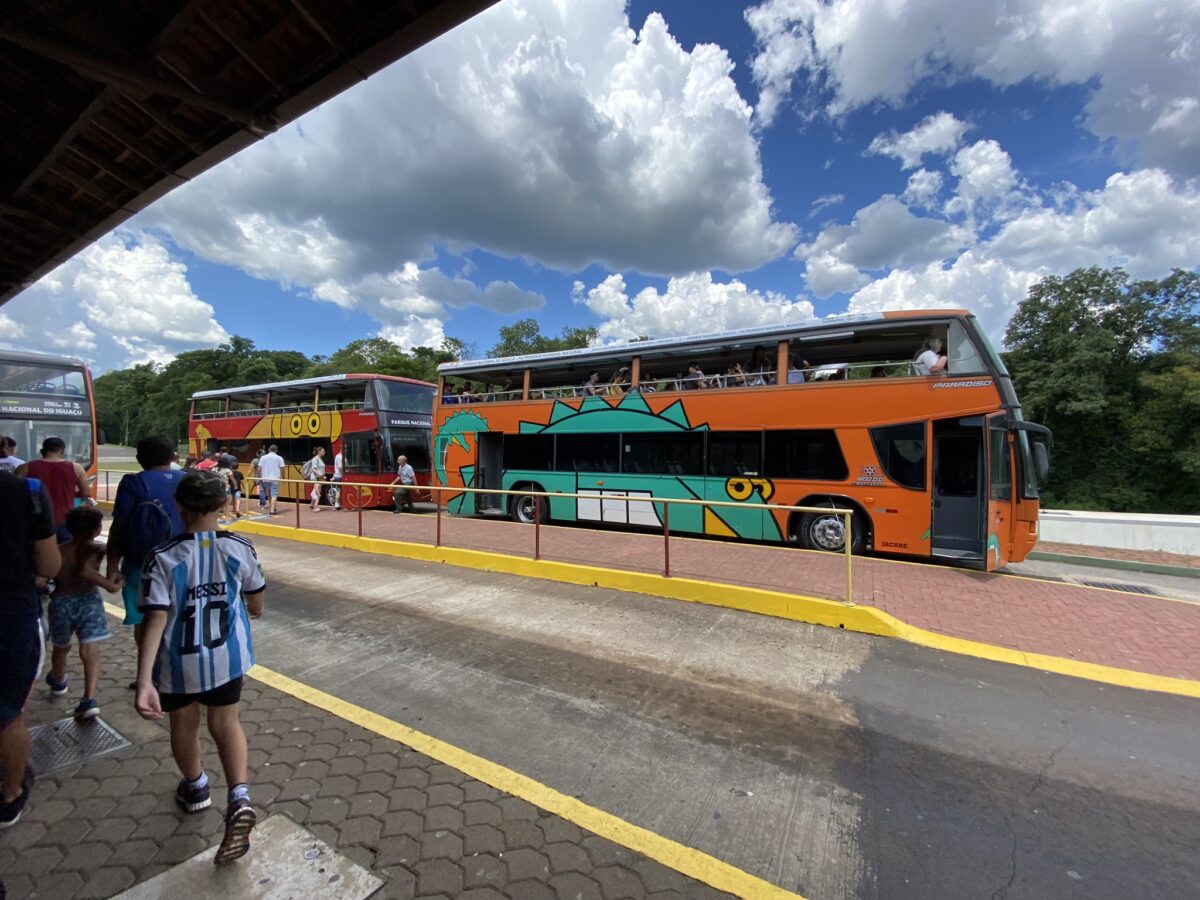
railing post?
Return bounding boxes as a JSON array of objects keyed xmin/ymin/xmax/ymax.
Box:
[
  {"xmin": 844, "ymin": 511, "xmax": 853, "ymax": 605},
  {"xmin": 105, "ymin": 470, "xmax": 110, "ymax": 499},
  {"xmin": 357, "ymin": 498, "xmax": 362, "ymax": 538},
  {"xmin": 534, "ymin": 494, "xmax": 541, "ymax": 561},
  {"xmin": 435, "ymin": 489, "xmax": 442, "ymax": 548},
  {"xmin": 295, "ymin": 483, "xmax": 300, "ymax": 529},
  {"xmin": 663, "ymin": 502, "xmax": 670, "ymax": 578}
]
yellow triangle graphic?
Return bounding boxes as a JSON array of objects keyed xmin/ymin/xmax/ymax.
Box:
[{"xmin": 704, "ymin": 508, "xmax": 737, "ymax": 537}]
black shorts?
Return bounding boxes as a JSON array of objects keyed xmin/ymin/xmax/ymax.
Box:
[{"xmin": 159, "ymin": 676, "xmax": 244, "ymax": 713}]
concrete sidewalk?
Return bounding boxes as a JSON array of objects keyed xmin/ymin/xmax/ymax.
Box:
[
  {"xmin": 230, "ymin": 505, "xmax": 1200, "ymax": 684},
  {"xmin": 0, "ymin": 622, "xmax": 736, "ymax": 900}
]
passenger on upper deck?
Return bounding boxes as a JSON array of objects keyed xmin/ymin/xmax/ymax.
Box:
[
  {"xmin": 458, "ymin": 383, "xmax": 478, "ymax": 404},
  {"xmin": 582, "ymin": 371, "xmax": 602, "ymax": 396},
  {"xmin": 684, "ymin": 362, "xmax": 708, "ymax": 390},
  {"xmin": 913, "ymin": 337, "xmax": 948, "ymax": 376},
  {"xmin": 787, "ymin": 354, "xmax": 809, "ymax": 384},
  {"xmin": 442, "ymin": 381, "xmax": 458, "ymax": 405},
  {"xmin": 607, "ymin": 367, "xmax": 629, "ymax": 397}
]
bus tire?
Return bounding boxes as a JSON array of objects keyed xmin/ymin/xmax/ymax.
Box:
[
  {"xmin": 797, "ymin": 508, "xmax": 867, "ymax": 554},
  {"xmin": 510, "ymin": 486, "xmax": 549, "ymax": 524}
]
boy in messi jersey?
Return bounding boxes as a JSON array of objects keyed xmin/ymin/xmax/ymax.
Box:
[{"xmin": 135, "ymin": 470, "xmax": 265, "ymax": 864}]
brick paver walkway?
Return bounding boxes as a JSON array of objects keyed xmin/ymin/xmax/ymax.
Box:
[
  {"xmin": 0, "ymin": 630, "xmax": 733, "ymax": 900},
  {"xmin": 238, "ymin": 504, "xmax": 1200, "ymax": 682}
]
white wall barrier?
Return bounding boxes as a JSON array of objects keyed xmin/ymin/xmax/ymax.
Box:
[{"xmin": 1039, "ymin": 510, "xmax": 1200, "ymax": 556}]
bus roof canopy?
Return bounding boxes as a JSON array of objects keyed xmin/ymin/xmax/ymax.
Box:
[
  {"xmin": 191, "ymin": 373, "xmax": 432, "ymax": 405},
  {"xmin": 0, "ymin": 349, "xmax": 88, "ymax": 368},
  {"xmin": 439, "ymin": 309, "xmax": 970, "ymax": 377}
]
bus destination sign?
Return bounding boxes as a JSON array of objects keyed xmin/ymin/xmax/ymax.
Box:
[
  {"xmin": 385, "ymin": 415, "xmax": 432, "ymax": 428},
  {"xmin": 0, "ymin": 395, "xmax": 87, "ymax": 418}
]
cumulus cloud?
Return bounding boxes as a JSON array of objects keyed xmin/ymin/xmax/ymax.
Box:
[
  {"xmin": 902, "ymin": 168, "xmax": 944, "ymax": 207},
  {"xmin": 950, "ymin": 139, "xmax": 1020, "ymax": 208},
  {"xmin": 796, "ymin": 195, "xmax": 970, "ymax": 296},
  {"xmin": 845, "ymin": 168, "xmax": 1200, "ymax": 343},
  {"xmin": 573, "ymin": 272, "xmax": 815, "ymax": 343},
  {"xmin": 746, "ymin": 0, "xmax": 1200, "ymax": 176},
  {"xmin": 141, "ymin": 0, "xmax": 795, "ymax": 350},
  {"xmin": 1, "ymin": 231, "xmax": 228, "ymax": 370},
  {"xmin": 867, "ymin": 112, "xmax": 970, "ymax": 169}
]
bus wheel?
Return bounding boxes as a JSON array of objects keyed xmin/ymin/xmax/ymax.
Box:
[
  {"xmin": 798, "ymin": 510, "xmax": 865, "ymax": 554},
  {"xmin": 510, "ymin": 489, "xmax": 548, "ymax": 524}
]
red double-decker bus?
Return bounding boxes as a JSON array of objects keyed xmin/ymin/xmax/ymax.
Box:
[{"xmin": 189, "ymin": 374, "xmax": 435, "ymax": 508}]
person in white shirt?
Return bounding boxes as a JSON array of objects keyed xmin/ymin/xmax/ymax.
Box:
[
  {"xmin": 255, "ymin": 445, "xmax": 284, "ymax": 516},
  {"xmin": 389, "ymin": 455, "xmax": 416, "ymax": 513},
  {"xmin": 913, "ymin": 337, "xmax": 948, "ymax": 376},
  {"xmin": 331, "ymin": 450, "xmax": 344, "ymax": 510},
  {"xmin": 0, "ymin": 436, "xmax": 25, "ymax": 473},
  {"xmin": 305, "ymin": 447, "xmax": 327, "ymax": 512}
]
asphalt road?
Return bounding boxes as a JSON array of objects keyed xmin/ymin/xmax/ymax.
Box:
[{"xmin": 245, "ymin": 536, "xmax": 1198, "ymax": 899}]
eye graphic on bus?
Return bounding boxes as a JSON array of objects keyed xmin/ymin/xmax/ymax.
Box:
[{"xmin": 725, "ymin": 476, "xmax": 774, "ymax": 502}]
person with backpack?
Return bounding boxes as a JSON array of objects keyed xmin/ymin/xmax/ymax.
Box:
[{"xmin": 105, "ymin": 435, "xmax": 185, "ymax": 647}]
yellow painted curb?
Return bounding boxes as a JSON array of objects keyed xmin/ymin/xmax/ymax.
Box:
[
  {"xmin": 101, "ymin": 601, "xmax": 801, "ymax": 899},
  {"xmin": 231, "ymin": 520, "xmax": 1200, "ymax": 699}
]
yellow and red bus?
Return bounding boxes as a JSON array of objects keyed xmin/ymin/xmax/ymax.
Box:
[
  {"xmin": 433, "ymin": 310, "xmax": 1051, "ymax": 570},
  {"xmin": 0, "ymin": 350, "xmax": 98, "ymax": 494},
  {"xmin": 189, "ymin": 373, "xmax": 436, "ymax": 508}
]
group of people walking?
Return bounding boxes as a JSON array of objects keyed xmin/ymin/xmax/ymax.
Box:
[{"xmin": 1, "ymin": 435, "xmax": 264, "ymax": 863}]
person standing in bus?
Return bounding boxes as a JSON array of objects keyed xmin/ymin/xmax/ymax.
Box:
[
  {"xmin": 256, "ymin": 445, "xmax": 284, "ymax": 516},
  {"xmin": 913, "ymin": 337, "xmax": 948, "ymax": 376},
  {"xmin": 17, "ymin": 437, "xmax": 91, "ymax": 542},
  {"xmin": 331, "ymin": 447, "xmax": 344, "ymax": 510},
  {"xmin": 0, "ymin": 470, "xmax": 60, "ymax": 828},
  {"xmin": 305, "ymin": 447, "xmax": 327, "ymax": 512},
  {"xmin": 389, "ymin": 455, "xmax": 416, "ymax": 513}
]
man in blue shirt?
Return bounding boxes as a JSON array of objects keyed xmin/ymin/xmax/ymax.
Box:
[{"xmin": 105, "ymin": 435, "xmax": 185, "ymax": 647}]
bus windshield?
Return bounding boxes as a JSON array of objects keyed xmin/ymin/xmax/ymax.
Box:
[
  {"xmin": 375, "ymin": 381, "xmax": 434, "ymax": 414},
  {"xmin": 0, "ymin": 361, "xmax": 88, "ymax": 396}
]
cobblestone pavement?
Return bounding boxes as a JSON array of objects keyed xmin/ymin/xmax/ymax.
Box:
[
  {"xmin": 221, "ymin": 502, "xmax": 1200, "ymax": 682},
  {"xmin": 0, "ymin": 630, "xmax": 735, "ymax": 900}
]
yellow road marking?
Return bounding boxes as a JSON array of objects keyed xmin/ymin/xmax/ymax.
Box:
[
  {"xmin": 102, "ymin": 600, "xmax": 801, "ymax": 899},
  {"xmin": 230, "ymin": 520, "xmax": 1200, "ymax": 699}
]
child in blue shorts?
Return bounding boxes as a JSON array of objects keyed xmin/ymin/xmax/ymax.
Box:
[{"xmin": 46, "ymin": 507, "xmax": 124, "ymax": 721}]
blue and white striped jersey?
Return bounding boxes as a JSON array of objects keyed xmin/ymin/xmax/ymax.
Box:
[{"xmin": 140, "ymin": 531, "xmax": 265, "ymax": 694}]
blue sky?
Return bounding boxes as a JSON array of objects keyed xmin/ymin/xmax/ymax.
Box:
[{"xmin": 2, "ymin": 0, "xmax": 1197, "ymax": 371}]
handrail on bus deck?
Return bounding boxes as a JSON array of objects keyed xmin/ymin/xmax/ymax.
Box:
[{"xmin": 95, "ymin": 469, "xmax": 855, "ymax": 606}]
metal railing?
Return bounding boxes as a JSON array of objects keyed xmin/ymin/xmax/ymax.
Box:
[{"xmin": 97, "ymin": 471, "xmax": 856, "ymax": 605}]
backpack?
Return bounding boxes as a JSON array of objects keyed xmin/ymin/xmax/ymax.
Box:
[
  {"xmin": 301, "ymin": 458, "xmax": 314, "ymax": 479},
  {"xmin": 123, "ymin": 472, "xmax": 176, "ymax": 568}
]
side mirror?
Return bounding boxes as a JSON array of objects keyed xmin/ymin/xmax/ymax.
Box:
[{"xmin": 1033, "ymin": 442, "xmax": 1050, "ymax": 480}]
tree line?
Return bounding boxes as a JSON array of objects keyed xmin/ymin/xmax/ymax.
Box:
[{"xmin": 94, "ymin": 267, "xmax": 1197, "ymax": 513}]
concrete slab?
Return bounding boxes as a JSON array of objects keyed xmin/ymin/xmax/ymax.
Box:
[{"xmin": 112, "ymin": 814, "xmax": 382, "ymax": 900}]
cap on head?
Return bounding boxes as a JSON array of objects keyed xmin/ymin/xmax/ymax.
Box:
[{"xmin": 175, "ymin": 470, "xmax": 229, "ymax": 513}]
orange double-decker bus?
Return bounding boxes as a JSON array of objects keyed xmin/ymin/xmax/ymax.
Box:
[
  {"xmin": 189, "ymin": 374, "xmax": 436, "ymax": 508},
  {"xmin": 433, "ymin": 310, "xmax": 1051, "ymax": 570}
]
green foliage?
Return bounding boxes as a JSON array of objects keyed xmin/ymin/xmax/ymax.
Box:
[
  {"xmin": 93, "ymin": 334, "xmax": 464, "ymax": 448},
  {"xmin": 488, "ymin": 318, "xmax": 597, "ymax": 358},
  {"xmin": 1003, "ymin": 266, "xmax": 1200, "ymax": 513}
]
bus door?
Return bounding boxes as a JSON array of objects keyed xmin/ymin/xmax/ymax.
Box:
[
  {"xmin": 476, "ymin": 433, "xmax": 505, "ymax": 512},
  {"xmin": 931, "ymin": 417, "xmax": 986, "ymax": 562}
]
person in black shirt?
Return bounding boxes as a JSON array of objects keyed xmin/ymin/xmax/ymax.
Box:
[{"xmin": 0, "ymin": 471, "xmax": 61, "ymax": 827}]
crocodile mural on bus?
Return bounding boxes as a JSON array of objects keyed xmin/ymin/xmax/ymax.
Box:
[{"xmin": 437, "ymin": 392, "xmax": 781, "ymax": 540}]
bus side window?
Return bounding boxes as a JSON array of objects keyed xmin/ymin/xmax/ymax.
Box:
[{"xmin": 869, "ymin": 423, "xmax": 926, "ymax": 490}]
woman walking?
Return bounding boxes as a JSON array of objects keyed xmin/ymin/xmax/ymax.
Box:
[{"xmin": 305, "ymin": 447, "xmax": 327, "ymax": 512}]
